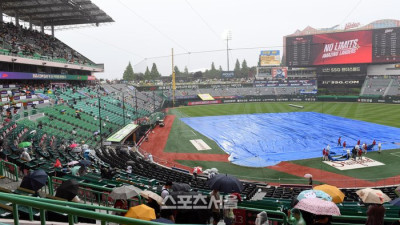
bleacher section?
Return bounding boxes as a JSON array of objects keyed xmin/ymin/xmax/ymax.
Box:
[
  {"xmin": 0, "ymin": 22, "xmax": 95, "ymax": 66},
  {"xmin": 361, "ymin": 77, "xmax": 400, "ymax": 96}
]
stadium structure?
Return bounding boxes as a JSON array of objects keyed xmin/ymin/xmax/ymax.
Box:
[{"xmin": 0, "ymin": 1, "xmax": 400, "ymax": 223}]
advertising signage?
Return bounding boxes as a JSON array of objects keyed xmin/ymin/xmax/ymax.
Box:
[
  {"xmin": 317, "ymin": 65, "xmax": 366, "ymax": 74},
  {"xmin": 0, "ymin": 71, "xmax": 94, "ymax": 80},
  {"xmin": 286, "ymin": 27, "xmax": 400, "ymax": 66},
  {"xmin": 260, "ymin": 50, "xmax": 281, "ymax": 66}
]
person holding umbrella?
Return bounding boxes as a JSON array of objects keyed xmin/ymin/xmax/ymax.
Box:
[
  {"xmin": 55, "ymin": 179, "xmax": 80, "ymax": 202},
  {"xmin": 210, "ymin": 189, "xmax": 221, "ymax": 225}
]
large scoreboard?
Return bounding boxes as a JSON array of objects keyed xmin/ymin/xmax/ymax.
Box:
[
  {"xmin": 373, "ymin": 28, "xmax": 400, "ymax": 63},
  {"xmin": 286, "ymin": 27, "xmax": 400, "ymax": 66}
]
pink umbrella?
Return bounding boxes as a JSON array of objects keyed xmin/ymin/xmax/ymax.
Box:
[
  {"xmin": 295, "ymin": 198, "xmax": 341, "ymax": 216},
  {"xmin": 67, "ymin": 161, "xmax": 79, "ymax": 166},
  {"xmin": 69, "ymin": 143, "xmax": 78, "ymax": 148},
  {"xmin": 193, "ymin": 166, "xmax": 202, "ymax": 174}
]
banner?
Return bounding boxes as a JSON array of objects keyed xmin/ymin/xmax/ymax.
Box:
[
  {"xmin": 317, "ymin": 65, "xmax": 366, "ymax": 74},
  {"xmin": 221, "ymin": 71, "xmax": 235, "ymax": 78},
  {"xmin": 253, "ymin": 79, "xmax": 316, "ymax": 87},
  {"xmin": 188, "ymin": 100, "xmax": 221, "ymax": 106},
  {"xmin": 260, "ymin": 50, "xmax": 280, "ymax": 66},
  {"xmin": 271, "ymin": 67, "xmax": 288, "ymax": 79},
  {"xmin": 0, "ymin": 71, "xmax": 94, "ymax": 80}
]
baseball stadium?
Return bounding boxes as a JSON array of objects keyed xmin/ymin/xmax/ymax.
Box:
[{"xmin": 0, "ymin": 1, "xmax": 400, "ymax": 225}]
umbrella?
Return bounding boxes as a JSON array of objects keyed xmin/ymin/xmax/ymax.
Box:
[
  {"xmin": 295, "ymin": 198, "xmax": 341, "ymax": 216},
  {"xmin": 125, "ymin": 204, "xmax": 156, "ymax": 221},
  {"xmin": 304, "ymin": 173, "xmax": 313, "ymax": 178},
  {"xmin": 172, "ymin": 183, "xmax": 191, "ymax": 192},
  {"xmin": 109, "ymin": 185, "xmax": 142, "ymax": 200},
  {"xmin": 140, "ymin": 190, "xmax": 163, "ymax": 205},
  {"xmin": 151, "ymin": 217, "xmax": 174, "ymax": 224},
  {"xmin": 71, "ymin": 166, "xmax": 81, "ymax": 176},
  {"xmin": 20, "ymin": 169, "xmax": 48, "ymax": 192},
  {"xmin": 55, "ymin": 179, "xmax": 79, "ymax": 201},
  {"xmin": 69, "ymin": 143, "xmax": 78, "ymax": 148},
  {"xmin": 18, "ymin": 142, "xmax": 32, "ymax": 148},
  {"xmin": 207, "ymin": 174, "xmax": 243, "ymax": 193},
  {"xmin": 314, "ymin": 184, "xmax": 345, "ymax": 203},
  {"xmin": 193, "ymin": 166, "xmax": 202, "ymax": 174},
  {"xmin": 390, "ymin": 198, "xmax": 400, "ymax": 207},
  {"xmin": 78, "ymin": 160, "xmax": 91, "ymax": 167},
  {"xmin": 356, "ymin": 188, "xmax": 391, "ymax": 204},
  {"xmin": 297, "ymin": 190, "xmax": 332, "ymax": 202},
  {"xmin": 67, "ymin": 161, "xmax": 79, "ymax": 166}
]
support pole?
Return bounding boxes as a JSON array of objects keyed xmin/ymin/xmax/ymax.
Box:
[
  {"xmin": 15, "ymin": 11, "xmax": 19, "ymax": 26},
  {"xmin": 51, "ymin": 24, "xmax": 54, "ymax": 37},
  {"xmin": 0, "ymin": 5, "xmax": 3, "ymax": 23},
  {"xmin": 29, "ymin": 16, "xmax": 32, "ymax": 30},
  {"xmin": 98, "ymin": 88, "xmax": 103, "ymax": 149},
  {"xmin": 41, "ymin": 21, "xmax": 44, "ymax": 34},
  {"xmin": 172, "ymin": 48, "xmax": 176, "ymax": 108}
]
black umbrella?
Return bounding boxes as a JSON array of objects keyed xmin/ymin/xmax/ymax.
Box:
[
  {"xmin": 55, "ymin": 179, "xmax": 79, "ymax": 201},
  {"xmin": 172, "ymin": 183, "xmax": 191, "ymax": 192},
  {"xmin": 20, "ymin": 169, "xmax": 48, "ymax": 192},
  {"xmin": 206, "ymin": 174, "xmax": 243, "ymax": 193},
  {"xmin": 78, "ymin": 160, "xmax": 91, "ymax": 167}
]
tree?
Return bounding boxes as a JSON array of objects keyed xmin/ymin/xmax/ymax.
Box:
[
  {"xmin": 144, "ymin": 66, "xmax": 151, "ymax": 80},
  {"xmin": 123, "ymin": 62, "xmax": 135, "ymax": 81},
  {"xmin": 184, "ymin": 66, "xmax": 189, "ymax": 76},
  {"xmin": 150, "ymin": 63, "xmax": 161, "ymax": 79},
  {"xmin": 241, "ymin": 59, "xmax": 249, "ymax": 78},
  {"xmin": 234, "ymin": 59, "xmax": 241, "ymax": 77},
  {"xmin": 218, "ymin": 65, "xmax": 223, "ymax": 72},
  {"xmin": 174, "ymin": 65, "xmax": 181, "ymax": 77}
]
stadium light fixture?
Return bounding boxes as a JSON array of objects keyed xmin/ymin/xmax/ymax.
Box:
[{"xmin": 222, "ymin": 29, "xmax": 232, "ymax": 71}]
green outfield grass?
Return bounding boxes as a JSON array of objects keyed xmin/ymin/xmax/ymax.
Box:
[{"xmin": 166, "ymin": 102, "xmax": 400, "ymax": 183}]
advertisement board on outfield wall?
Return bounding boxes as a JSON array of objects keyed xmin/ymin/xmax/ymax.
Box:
[
  {"xmin": 286, "ymin": 27, "xmax": 400, "ymax": 66},
  {"xmin": 187, "ymin": 100, "xmax": 221, "ymax": 106},
  {"xmin": 0, "ymin": 71, "xmax": 94, "ymax": 80}
]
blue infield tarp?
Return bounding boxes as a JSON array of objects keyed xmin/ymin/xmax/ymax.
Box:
[{"xmin": 180, "ymin": 112, "xmax": 400, "ymax": 167}]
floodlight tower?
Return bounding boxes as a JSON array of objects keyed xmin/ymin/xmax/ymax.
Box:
[{"xmin": 223, "ymin": 30, "xmax": 232, "ymax": 71}]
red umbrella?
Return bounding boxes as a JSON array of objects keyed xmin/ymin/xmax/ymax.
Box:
[
  {"xmin": 54, "ymin": 159, "xmax": 62, "ymax": 168},
  {"xmin": 193, "ymin": 166, "xmax": 202, "ymax": 174},
  {"xmin": 69, "ymin": 143, "xmax": 78, "ymax": 148}
]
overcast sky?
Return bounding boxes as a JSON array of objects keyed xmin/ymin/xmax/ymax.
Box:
[{"xmin": 53, "ymin": 0, "xmax": 400, "ymax": 79}]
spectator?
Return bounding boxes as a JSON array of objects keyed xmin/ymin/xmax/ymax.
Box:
[
  {"xmin": 146, "ymin": 197, "xmax": 160, "ymax": 218},
  {"xmin": 288, "ymin": 208, "xmax": 306, "ymax": 225},
  {"xmin": 161, "ymin": 181, "xmax": 173, "ymax": 199},
  {"xmin": 20, "ymin": 148, "xmax": 31, "ymax": 162},
  {"xmin": 72, "ymin": 128, "xmax": 77, "ymax": 136},
  {"xmin": 113, "ymin": 199, "xmax": 128, "ymax": 216},
  {"xmin": 255, "ymin": 211, "xmax": 268, "ymax": 225},
  {"xmin": 366, "ymin": 204, "xmax": 385, "ymax": 225},
  {"xmin": 210, "ymin": 189, "xmax": 221, "ymax": 225}
]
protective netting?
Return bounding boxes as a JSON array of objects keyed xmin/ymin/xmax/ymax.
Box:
[{"xmin": 181, "ymin": 112, "xmax": 400, "ymax": 167}]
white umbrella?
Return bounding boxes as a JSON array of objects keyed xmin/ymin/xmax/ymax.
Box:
[
  {"xmin": 140, "ymin": 190, "xmax": 163, "ymax": 205},
  {"xmin": 304, "ymin": 174, "xmax": 313, "ymax": 178},
  {"xmin": 356, "ymin": 188, "xmax": 391, "ymax": 204},
  {"xmin": 109, "ymin": 185, "xmax": 142, "ymax": 200}
]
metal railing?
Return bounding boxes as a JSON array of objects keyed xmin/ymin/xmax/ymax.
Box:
[{"xmin": 0, "ymin": 160, "xmax": 19, "ymax": 181}]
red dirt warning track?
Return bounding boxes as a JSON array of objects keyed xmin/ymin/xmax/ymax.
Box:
[
  {"xmin": 141, "ymin": 114, "xmax": 400, "ymax": 188},
  {"xmin": 140, "ymin": 115, "xmax": 229, "ymax": 171}
]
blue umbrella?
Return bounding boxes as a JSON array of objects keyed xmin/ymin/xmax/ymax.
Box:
[
  {"xmin": 20, "ymin": 169, "xmax": 48, "ymax": 192},
  {"xmin": 297, "ymin": 190, "xmax": 332, "ymax": 202},
  {"xmin": 390, "ymin": 198, "xmax": 400, "ymax": 207},
  {"xmin": 151, "ymin": 218, "xmax": 174, "ymax": 224}
]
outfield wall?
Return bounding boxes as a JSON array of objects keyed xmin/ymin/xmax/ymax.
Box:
[{"xmin": 170, "ymin": 95, "xmax": 400, "ymax": 106}]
